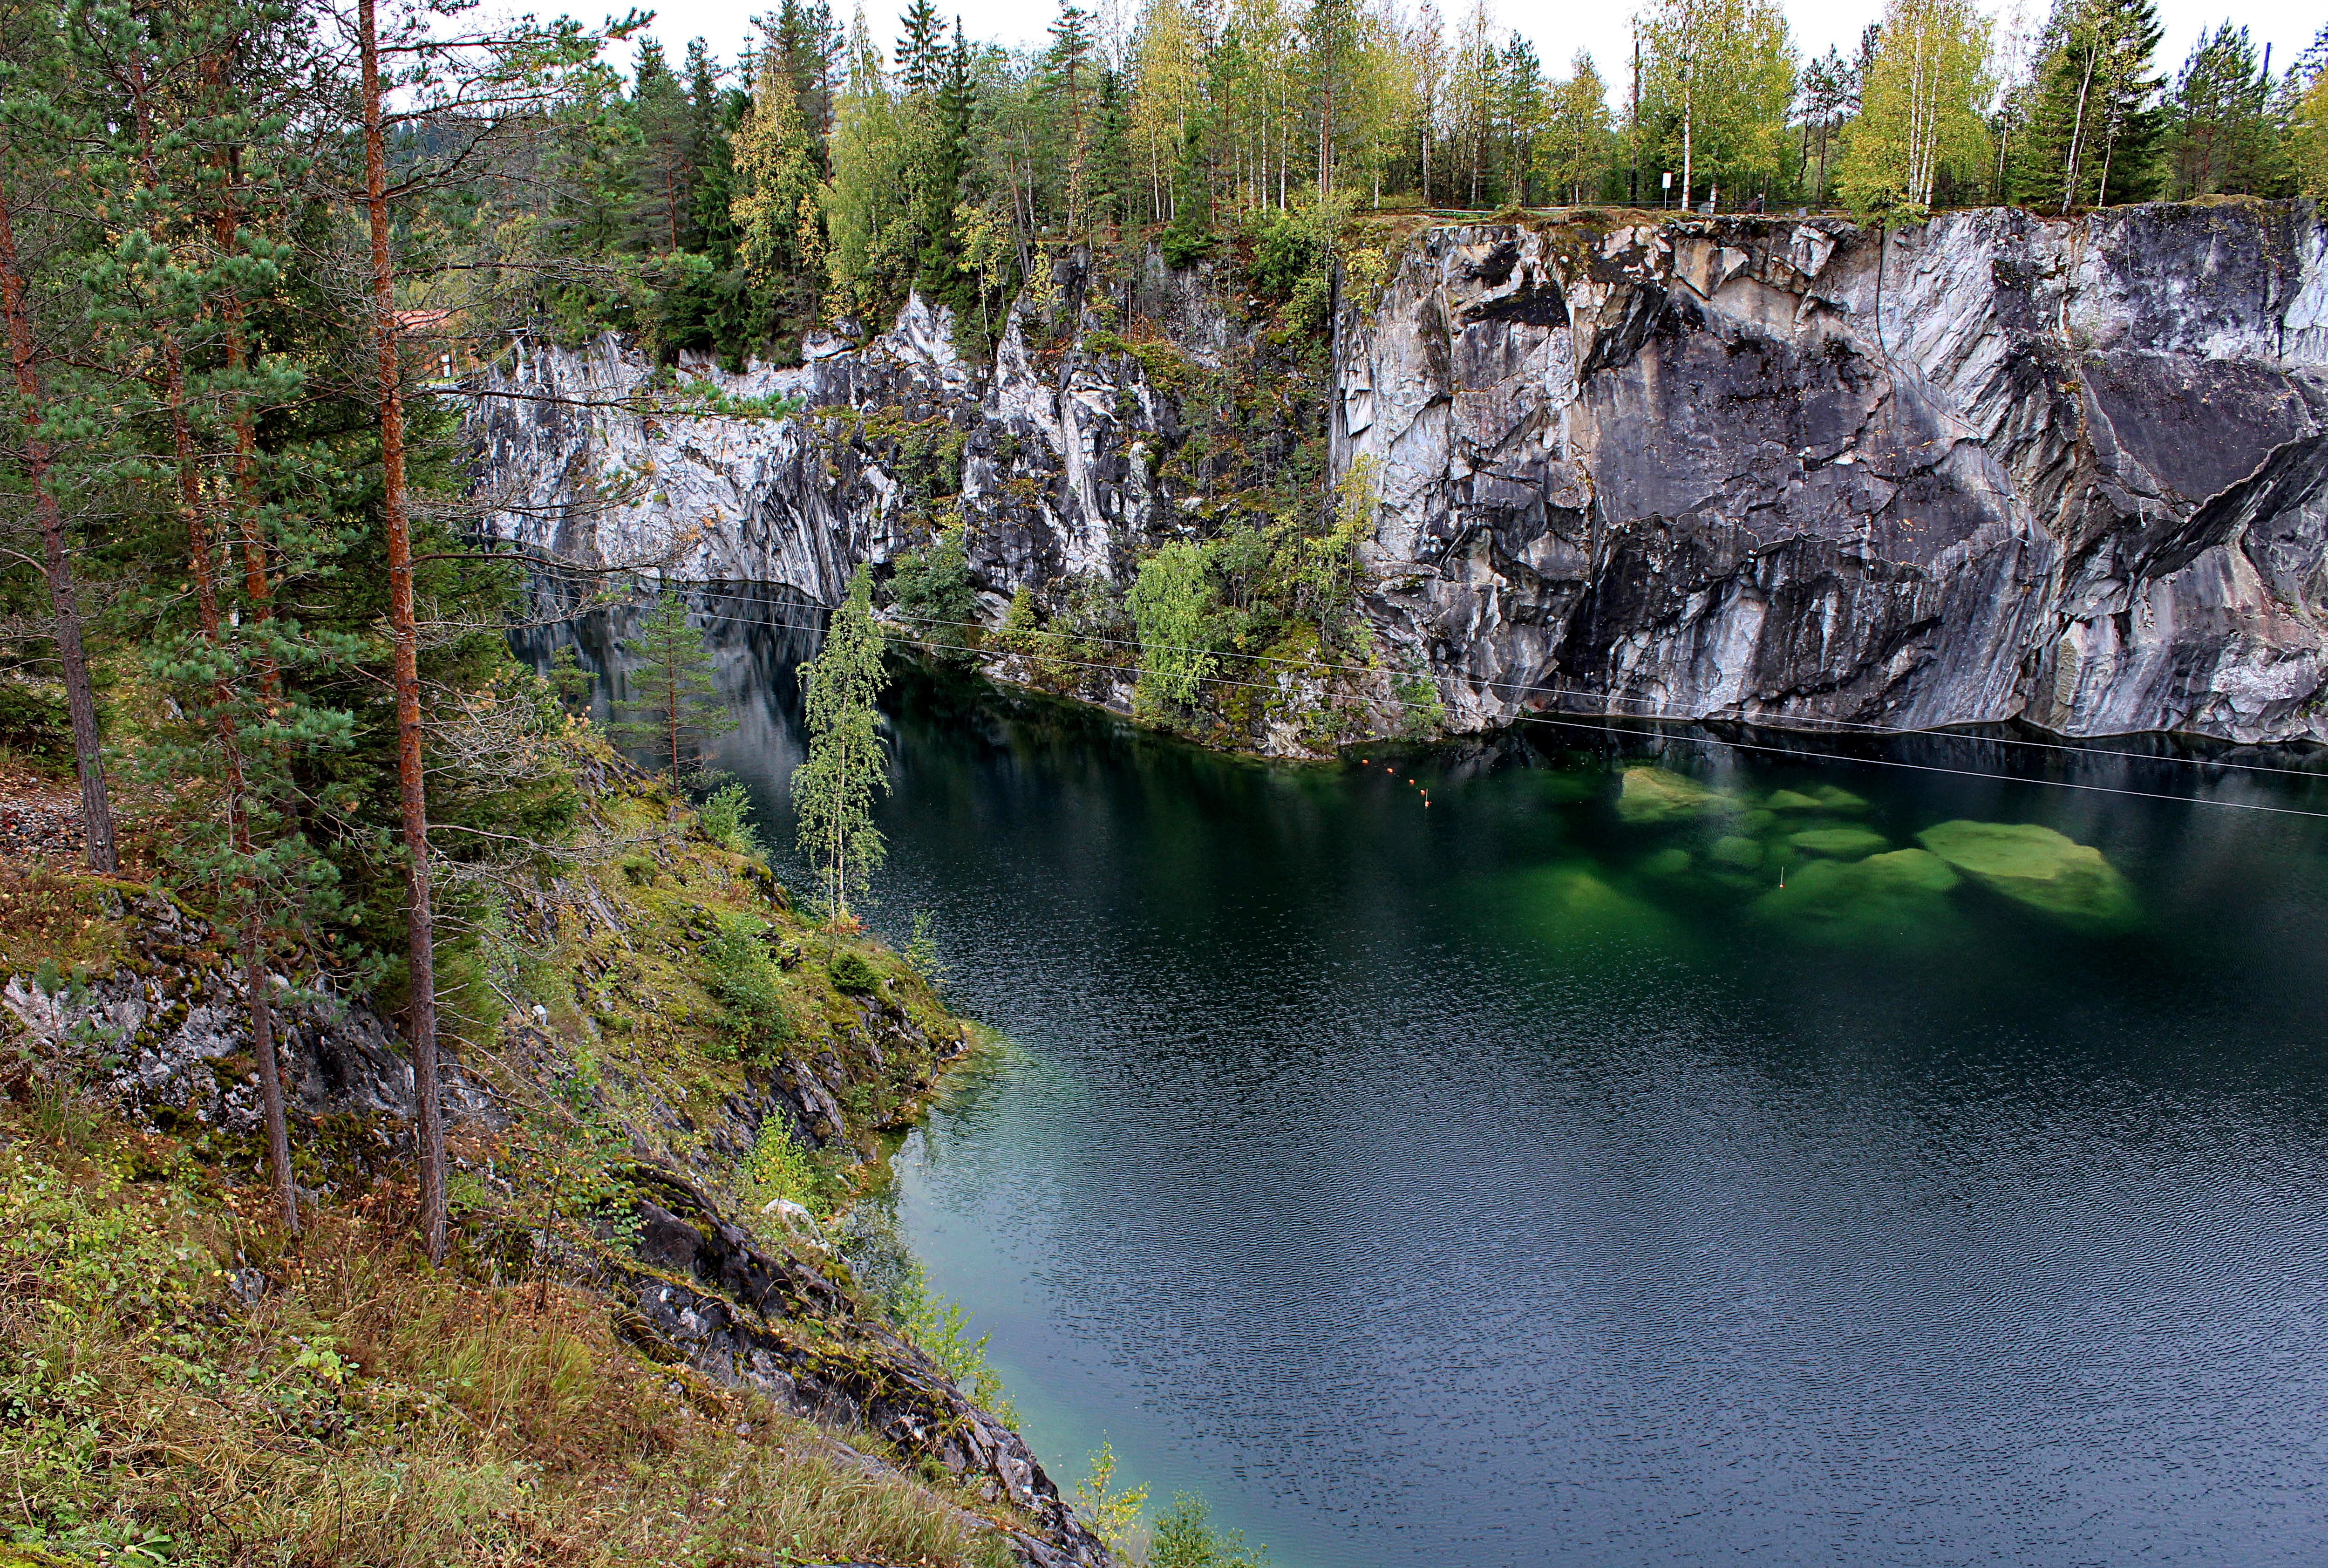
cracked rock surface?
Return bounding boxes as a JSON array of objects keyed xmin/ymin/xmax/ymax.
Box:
[
  {"xmin": 1346, "ymin": 204, "xmax": 2328, "ymax": 744},
  {"xmin": 475, "ymin": 202, "xmax": 2328, "ymax": 748}
]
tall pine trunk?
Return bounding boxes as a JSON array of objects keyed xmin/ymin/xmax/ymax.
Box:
[
  {"xmin": 208, "ymin": 68, "xmax": 296, "ymax": 1234},
  {"xmin": 360, "ymin": 0, "xmax": 447, "ymax": 1263},
  {"xmin": 127, "ymin": 47, "xmax": 297, "ymax": 1233},
  {"xmin": 0, "ymin": 177, "xmax": 117, "ymax": 874}
]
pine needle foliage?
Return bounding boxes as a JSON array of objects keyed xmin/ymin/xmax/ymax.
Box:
[{"xmin": 607, "ymin": 590, "xmax": 737, "ymax": 780}]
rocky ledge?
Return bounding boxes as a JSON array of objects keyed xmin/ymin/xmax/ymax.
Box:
[{"xmin": 1, "ymin": 852, "xmax": 1106, "ymax": 1568}]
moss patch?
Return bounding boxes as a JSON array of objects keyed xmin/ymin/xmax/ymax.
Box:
[
  {"xmin": 1753, "ymin": 847, "xmax": 1962, "ymax": 939},
  {"xmin": 1915, "ymin": 820, "xmax": 2139, "ymax": 931},
  {"xmin": 1789, "ymin": 825, "xmax": 1888, "ymax": 859},
  {"xmin": 1499, "ymin": 863, "xmax": 1679, "ymax": 949},
  {"xmin": 1616, "ymin": 767, "xmax": 1732, "ymax": 823}
]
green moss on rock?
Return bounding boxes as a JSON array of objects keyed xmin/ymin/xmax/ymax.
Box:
[
  {"xmin": 1915, "ymin": 820, "xmax": 2139, "ymax": 930},
  {"xmin": 1790, "ymin": 825, "xmax": 1888, "ymax": 859},
  {"xmin": 1617, "ymin": 767, "xmax": 1732, "ymax": 823}
]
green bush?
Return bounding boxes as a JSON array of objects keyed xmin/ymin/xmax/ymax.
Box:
[
  {"xmin": 1150, "ymin": 1492, "xmax": 1269, "ymax": 1568},
  {"xmin": 1127, "ymin": 541, "xmax": 1219, "ymax": 713},
  {"xmin": 703, "ymin": 913, "xmax": 791, "ymax": 1059},
  {"xmin": 891, "ymin": 531, "xmax": 978, "ymax": 662},
  {"xmin": 827, "ymin": 949, "xmax": 880, "ymax": 994},
  {"xmin": 0, "ymin": 677, "xmax": 68, "ymax": 757},
  {"xmin": 697, "ymin": 780, "xmax": 762, "ymax": 856},
  {"xmin": 1160, "ymin": 122, "xmax": 1218, "ymax": 269},
  {"xmin": 1243, "ymin": 195, "xmax": 1352, "ymax": 337},
  {"xmin": 743, "ymin": 1118, "xmax": 826, "ymax": 1214}
]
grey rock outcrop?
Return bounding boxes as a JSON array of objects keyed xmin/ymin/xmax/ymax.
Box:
[
  {"xmin": 1345, "ymin": 204, "xmax": 2328, "ymax": 744},
  {"xmin": 0, "ymin": 891, "xmax": 489, "ymax": 1144},
  {"xmin": 619, "ymin": 1166, "xmax": 1112, "ymax": 1568},
  {"xmin": 473, "ymin": 201, "xmax": 2328, "ymax": 749}
]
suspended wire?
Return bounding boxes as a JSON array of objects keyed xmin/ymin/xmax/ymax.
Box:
[
  {"xmin": 634, "ymin": 579, "xmax": 2328, "ymax": 784},
  {"xmin": 527, "ymin": 584, "xmax": 2328, "ymax": 823}
]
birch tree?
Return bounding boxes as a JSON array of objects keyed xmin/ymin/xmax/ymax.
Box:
[
  {"xmin": 1130, "ymin": 0, "xmax": 1200, "ymax": 221},
  {"xmin": 793, "ymin": 566, "xmax": 889, "ymax": 924},
  {"xmin": 1640, "ymin": 0, "xmax": 1795, "ymax": 209},
  {"xmin": 1841, "ymin": 0, "xmax": 1993, "ymax": 216}
]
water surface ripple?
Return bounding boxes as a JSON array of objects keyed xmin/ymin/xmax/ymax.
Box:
[{"xmin": 639, "ymin": 600, "xmax": 2328, "ymax": 1568}]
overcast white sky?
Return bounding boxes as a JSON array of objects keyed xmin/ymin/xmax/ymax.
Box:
[{"xmin": 615, "ymin": 0, "xmax": 2321, "ymax": 102}]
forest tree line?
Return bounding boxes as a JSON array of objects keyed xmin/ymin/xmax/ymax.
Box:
[{"xmin": 511, "ymin": 0, "xmax": 2328, "ymax": 365}]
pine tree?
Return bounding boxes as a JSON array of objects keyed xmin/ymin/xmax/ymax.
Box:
[
  {"xmin": 0, "ymin": 36, "xmax": 118, "ymax": 877},
  {"xmin": 354, "ymin": 0, "xmax": 620, "ymax": 1261},
  {"xmin": 2287, "ymin": 28, "xmax": 2328, "ymax": 198},
  {"xmin": 609, "ymin": 591, "xmax": 739, "ymax": 781},
  {"xmin": 2163, "ymin": 23, "xmax": 2279, "ymax": 198},
  {"xmin": 1798, "ymin": 45, "xmax": 1857, "ymax": 203},
  {"xmin": 793, "ymin": 567, "xmax": 890, "ymax": 925},
  {"xmin": 1044, "ymin": 4, "xmax": 1098, "ymax": 232},
  {"xmin": 1495, "ymin": 37, "xmax": 1545, "ymax": 205}
]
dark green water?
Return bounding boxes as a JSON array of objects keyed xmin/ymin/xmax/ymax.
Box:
[{"xmin": 565, "ymin": 589, "xmax": 2328, "ymax": 1567}]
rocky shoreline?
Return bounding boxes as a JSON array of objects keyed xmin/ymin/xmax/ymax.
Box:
[{"xmin": 0, "ymin": 793, "xmax": 1110, "ymax": 1568}]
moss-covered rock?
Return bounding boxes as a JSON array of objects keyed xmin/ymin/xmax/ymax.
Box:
[
  {"xmin": 1753, "ymin": 847, "xmax": 1961, "ymax": 938},
  {"xmin": 1915, "ymin": 820, "xmax": 2139, "ymax": 930},
  {"xmin": 1616, "ymin": 766, "xmax": 1732, "ymax": 823},
  {"xmin": 1789, "ymin": 825, "xmax": 1888, "ymax": 859}
]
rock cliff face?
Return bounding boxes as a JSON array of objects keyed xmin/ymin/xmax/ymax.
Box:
[{"xmin": 474, "ymin": 201, "xmax": 2328, "ymax": 748}]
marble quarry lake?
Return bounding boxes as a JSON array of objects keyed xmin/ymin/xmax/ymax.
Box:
[{"xmin": 630, "ymin": 608, "xmax": 2328, "ymax": 1568}]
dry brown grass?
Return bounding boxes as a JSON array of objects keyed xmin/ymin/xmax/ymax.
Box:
[{"xmin": 0, "ymin": 1128, "xmax": 1009, "ymax": 1568}]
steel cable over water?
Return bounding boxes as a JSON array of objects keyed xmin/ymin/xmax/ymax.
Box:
[{"xmin": 531, "ymin": 582, "xmax": 2328, "ymax": 821}]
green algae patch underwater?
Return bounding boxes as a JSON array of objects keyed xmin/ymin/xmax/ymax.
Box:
[
  {"xmin": 1617, "ymin": 767, "xmax": 1736, "ymax": 823},
  {"xmin": 1640, "ymin": 846, "xmax": 1695, "ymax": 877},
  {"xmin": 1490, "ymin": 860, "xmax": 1684, "ymax": 951},
  {"xmin": 1768, "ymin": 784, "xmax": 1867, "ymax": 812},
  {"xmin": 1789, "ymin": 825, "xmax": 1889, "ymax": 859},
  {"xmin": 1915, "ymin": 820, "xmax": 2140, "ymax": 932},
  {"xmin": 1752, "ymin": 847, "xmax": 1963, "ymax": 941}
]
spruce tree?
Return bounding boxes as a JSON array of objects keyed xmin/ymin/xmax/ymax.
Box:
[
  {"xmin": 630, "ymin": 39, "xmax": 697, "ymax": 252},
  {"xmin": 2016, "ymin": 0, "xmax": 2165, "ymax": 210},
  {"xmin": 2164, "ymin": 23, "xmax": 2280, "ymax": 198},
  {"xmin": 898, "ymin": 0, "xmax": 945, "ymax": 96},
  {"xmin": 609, "ymin": 590, "xmax": 738, "ymax": 781},
  {"xmin": 792, "ymin": 567, "xmax": 889, "ymax": 925}
]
